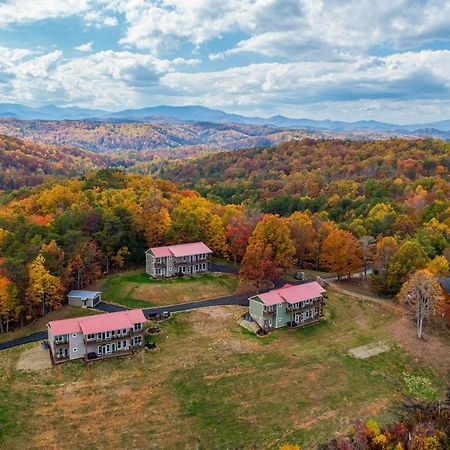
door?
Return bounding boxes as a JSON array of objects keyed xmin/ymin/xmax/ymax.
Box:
[
  {"xmin": 111, "ymin": 343, "xmax": 116, "ymax": 352},
  {"xmin": 268, "ymin": 318, "xmax": 273, "ymax": 328},
  {"xmin": 294, "ymin": 313, "xmax": 301, "ymax": 324}
]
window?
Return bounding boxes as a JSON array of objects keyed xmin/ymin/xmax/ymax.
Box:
[
  {"xmin": 122, "ymin": 329, "xmax": 127, "ymax": 334},
  {"xmin": 133, "ymin": 323, "xmax": 143, "ymax": 331},
  {"xmin": 117, "ymin": 341, "xmax": 121, "ymax": 349},
  {"xmin": 73, "ymin": 348, "xmax": 77, "ymax": 352},
  {"xmin": 72, "ymin": 333, "xmax": 77, "ymax": 337},
  {"xmin": 87, "ymin": 334, "xmax": 95, "ymax": 340},
  {"xmin": 304, "ymin": 310, "xmax": 310, "ymax": 319},
  {"xmin": 278, "ymin": 317, "xmax": 282, "ymax": 322},
  {"xmin": 98, "ymin": 346, "xmax": 102, "ymax": 355}
]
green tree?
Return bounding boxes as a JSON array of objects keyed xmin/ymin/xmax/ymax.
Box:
[{"xmin": 387, "ymin": 241, "xmax": 429, "ymax": 294}]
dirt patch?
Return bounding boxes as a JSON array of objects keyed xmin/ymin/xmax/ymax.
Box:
[
  {"xmin": 348, "ymin": 342, "xmax": 391, "ymax": 359},
  {"xmin": 16, "ymin": 344, "xmax": 52, "ymax": 371},
  {"xmin": 386, "ymin": 315, "xmax": 450, "ymax": 376},
  {"xmin": 188, "ymin": 305, "xmax": 244, "ymax": 336}
]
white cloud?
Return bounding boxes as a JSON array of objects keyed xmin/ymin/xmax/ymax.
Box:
[
  {"xmin": 160, "ymin": 50, "xmax": 450, "ymax": 121},
  {"xmin": 83, "ymin": 10, "xmax": 118, "ymax": 28},
  {"xmin": 0, "ymin": 49, "xmax": 203, "ymax": 109},
  {"xmin": 0, "ymin": 0, "xmax": 90, "ymax": 26},
  {"xmin": 74, "ymin": 42, "xmax": 93, "ymax": 52},
  {"xmin": 100, "ymin": 0, "xmax": 450, "ymax": 60}
]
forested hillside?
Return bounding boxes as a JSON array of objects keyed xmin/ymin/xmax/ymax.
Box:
[
  {"xmin": 0, "ymin": 135, "xmax": 113, "ymax": 189},
  {"xmin": 159, "ymin": 138, "xmax": 449, "ymax": 227},
  {"xmin": 0, "ymin": 119, "xmax": 317, "ymax": 153}
]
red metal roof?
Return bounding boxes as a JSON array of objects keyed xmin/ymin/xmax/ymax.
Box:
[
  {"xmin": 48, "ymin": 309, "xmax": 146, "ymax": 336},
  {"xmin": 149, "ymin": 242, "xmax": 212, "ymax": 258},
  {"xmin": 48, "ymin": 317, "xmax": 81, "ymax": 335},
  {"xmin": 256, "ymin": 282, "xmax": 326, "ymax": 306},
  {"xmin": 150, "ymin": 246, "xmax": 172, "ymax": 257}
]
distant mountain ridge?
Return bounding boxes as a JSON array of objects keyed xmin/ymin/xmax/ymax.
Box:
[{"xmin": 2, "ymin": 103, "xmax": 450, "ymax": 134}]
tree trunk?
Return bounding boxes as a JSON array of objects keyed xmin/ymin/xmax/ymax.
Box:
[
  {"xmin": 42, "ymin": 299, "xmax": 45, "ymax": 317},
  {"xmin": 0, "ymin": 319, "xmax": 4, "ymax": 334},
  {"xmin": 417, "ymin": 315, "xmax": 424, "ymax": 339},
  {"xmin": 233, "ymin": 254, "xmax": 237, "ymax": 267}
]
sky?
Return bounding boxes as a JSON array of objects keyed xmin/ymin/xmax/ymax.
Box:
[{"xmin": 1, "ymin": 0, "xmax": 450, "ymax": 123}]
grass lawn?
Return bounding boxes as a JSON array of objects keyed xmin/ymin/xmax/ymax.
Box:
[
  {"xmin": 97, "ymin": 271, "xmax": 249, "ymax": 308},
  {"xmin": 0, "ymin": 305, "xmax": 101, "ymax": 344},
  {"xmin": 1, "ymin": 290, "xmax": 448, "ymax": 449}
]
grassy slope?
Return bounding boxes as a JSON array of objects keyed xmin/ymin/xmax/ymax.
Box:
[
  {"xmin": 99, "ymin": 272, "xmax": 242, "ymax": 308},
  {"xmin": 0, "ymin": 290, "xmax": 447, "ymax": 449},
  {"xmin": 0, "ymin": 306, "xmax": 101, "ymax": 344}
]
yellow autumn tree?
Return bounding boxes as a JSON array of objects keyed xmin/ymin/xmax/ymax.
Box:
[
  {"xmin": 206, "ymin": 214, "xmax": 228, "ymax": 257},
  {"xmin": 426, "ymin": 255, "xmax": 450, "ymax": 276},
  {"xmin": 0, "ymin": 277, "xmax": 20, "ymax": 333},
  {"xmin": 26, "ymin": 254, "xmax": 64, "ymax": 318},
  {"xmin": 143, "ymin": 206, "xmax": 172, "ymax": 247}
]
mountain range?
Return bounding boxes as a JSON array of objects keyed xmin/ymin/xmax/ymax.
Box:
[{"xmin": 2, "ymin": 103, "xmax": 450, "ymax": 134}]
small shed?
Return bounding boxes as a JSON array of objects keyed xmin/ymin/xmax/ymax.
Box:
[{"xmin": 68, "ymin": 290, "xmax": 101, "ymax": 308}]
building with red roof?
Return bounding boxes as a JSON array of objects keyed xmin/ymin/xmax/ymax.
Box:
[
  {"xmin": 145, "ymin": 242, "xmax": 212, "ymax": 278},
  {"xmin": 47, "ymin": 309, "xmax": 146, "ymax": 364},
  {"xmin": 249, "ymin": 281, "xmax": 326, "ymax": 332}
]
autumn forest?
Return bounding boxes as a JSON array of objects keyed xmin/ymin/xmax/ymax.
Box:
[{"xmin": 0, "ymin": 133, "xmax": 448, "ymax": 334}]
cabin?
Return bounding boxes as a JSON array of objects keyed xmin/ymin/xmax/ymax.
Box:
[
  {"xmin": 47, "ymin": 309, "xmax": 146, "ymax": 364},
  {"xmin": 249, "ymin": 282, "xmax": 326, "ymax": 332},
  {"xmin": 145, "ymin": 242, "xmax": 213, "ymax": 278},
  {"xmin": 68, "ymin": 290, "xmax": 101, "ymax": 308}
]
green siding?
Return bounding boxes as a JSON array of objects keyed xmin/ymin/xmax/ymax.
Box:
[
  {"xmin": 275, "ymin": 303, "xmax": 292, "ymax": 328},
  {"xmin": 249, "ymin": 297, "xmax": 264, "ymax": 328}
]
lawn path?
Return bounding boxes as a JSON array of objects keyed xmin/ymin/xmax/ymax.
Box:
[{"xmin": 321, "ymin": 279, "xmax": 404, "ymax": 314}]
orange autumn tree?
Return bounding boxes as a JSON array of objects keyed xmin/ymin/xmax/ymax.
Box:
[
  {"xmin": 246, "ymin": 214, "xmax": 295, "ymax": 275},
  {"xmin": 321, "ymin": 229, "xmax": 363, "ymax": 279},
  {"xmin": 286, "ymin": 211, "xmax": 315, "ymax": 268},
  {"xmin": 240, "ymin": 242, "xmax": 278, "ymax": 292}
]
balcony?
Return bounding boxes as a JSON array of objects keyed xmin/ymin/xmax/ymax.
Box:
[
  {"xmin": 286, "ymin": 301, "xmax": 318, "ymax": 312},
  {"xmin": 263, "ymin": 309, "xmax": 276, "ymax": 315},
  {"xmin": 287, "ymin": 314, "xmax": 323, "ymax": 328},
  {"xmin": 54, "ymin": 336, "xmax": 69, "ymax": 345}
]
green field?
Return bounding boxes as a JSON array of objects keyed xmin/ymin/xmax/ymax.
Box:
[
  {"xmin": 98, "ymin": 271, "xmax": 245, "ymax": 308},
  {"xmin": 0, "ymin": 289, "xmax": 447, "ymax": 449}
]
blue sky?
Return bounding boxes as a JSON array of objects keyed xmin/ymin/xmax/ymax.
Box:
[{"xmin": 1, "ymin": 0, "xmax": 450, "ymax": 123}]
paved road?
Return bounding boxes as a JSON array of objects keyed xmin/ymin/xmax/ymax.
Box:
[
  {"xmin": 95, "ymin": 301, "xmax": 128, "ymax": 313},
  {"xmin": 0, "ymin": 266, "xmax": 363, "ymax": 351},
  {"xmin": 143, "ymin": 292, "xmax": 250, "ymax": 317},
  {"xmin": 0, "ymin": 331, "xmax": 47, "ymax": 350}
]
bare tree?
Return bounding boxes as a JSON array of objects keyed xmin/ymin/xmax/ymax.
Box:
[{"xmin": 399, "ymin": 270, "xmax": 444, "ymax": 339}]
